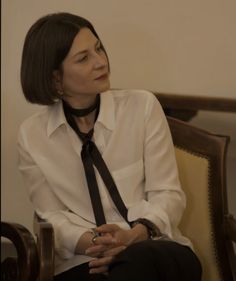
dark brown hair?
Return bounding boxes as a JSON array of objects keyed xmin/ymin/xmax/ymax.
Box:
[{"xmin": 21, "ymin": 12, "xmax": 109, "ymax": 105}]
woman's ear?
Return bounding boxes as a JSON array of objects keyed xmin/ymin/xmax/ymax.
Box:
[{"xmin": 53, "ymin": 70, "xmax": 63, "ymax": 95}]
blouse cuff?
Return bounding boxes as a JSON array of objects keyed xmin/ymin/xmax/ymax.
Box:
[{"xmin": 128, "ymin": 200, "xmax": 173, "ymax": 239}]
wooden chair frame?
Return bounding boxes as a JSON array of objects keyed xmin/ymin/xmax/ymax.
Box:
[
  {"xmin": 1, "ymin": 222, "xmax": 39, "ymax": 281},
  {"xmin": 33, "ymin": 215, "xmax": 54, "ymax": 281},
  {"xmin": 167, "ymin": 116, "xmax": 236, "ymax": 280},
  {"xmin": 155, "ymin": 92, "xmax": 236, "ymax": 121}
]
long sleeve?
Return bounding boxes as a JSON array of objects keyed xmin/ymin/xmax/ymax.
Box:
[
  {"xmin": 128, "ymin": 92, "xmax": 186, "ymax": 239},
  {"xmin": 17, "ymin": 135, "xmax": 91, "ymax": 259}
]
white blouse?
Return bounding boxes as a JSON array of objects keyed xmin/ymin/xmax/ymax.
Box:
[{"xmin": 17, "ymin": 89, "xmax": 192, "ymax": 274}]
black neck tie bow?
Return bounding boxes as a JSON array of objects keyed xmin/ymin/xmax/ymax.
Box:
[{"xmin": 63, "ymin": 95, "xmax": 130, "ymax": 226}]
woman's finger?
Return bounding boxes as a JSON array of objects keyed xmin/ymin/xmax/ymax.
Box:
[
  {"xmin": 85, "ymin": 244, "xmax": 108, "ymax": 257},
  {"xmin": 103, "ymin": 245, "xmax": 126, "ymax": 257},
  {"xmin": 89, "ymin": 265, "xmax": 109, "ymax": 274},
  {"xmin": 89, "ymin": 256, "xmax": 113, "ymax": 269},
  {"xmin": 86, "ymin": 236, "xmax": 122, "ymax": 257},
  {"xmin": 92, "ymin": 235, "xmax": 117, "ymax": 245}
]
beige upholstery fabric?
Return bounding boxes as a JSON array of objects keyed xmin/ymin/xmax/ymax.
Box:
[{"xmin": 175, "ymin": 147, "xmax": 221, "ymax": 281}]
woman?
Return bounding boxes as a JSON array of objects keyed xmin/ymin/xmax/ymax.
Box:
[{"xmin": 18, "ymin": 12, "xmax": 202, "ymax": 281}]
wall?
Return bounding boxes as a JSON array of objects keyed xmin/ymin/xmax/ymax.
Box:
[{"xmin": 2, "ymin": 0, "xmax": 236, "ymax": 232}]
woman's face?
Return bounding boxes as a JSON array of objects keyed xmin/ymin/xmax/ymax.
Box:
[{"xmin": 56, "ymin": 28, "xmax": 110, "ymax": 105}]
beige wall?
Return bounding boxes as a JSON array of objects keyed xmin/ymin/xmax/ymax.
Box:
[{"xmin": 2, "ymin": 0, "xmax": 236, "ymax": 232}]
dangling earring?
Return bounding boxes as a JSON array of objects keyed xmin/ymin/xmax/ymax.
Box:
[{"xmin": 57, "ymin": 89, "xmax": 64, "ymax": 96}]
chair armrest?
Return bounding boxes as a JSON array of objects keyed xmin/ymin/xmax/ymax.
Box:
[
  {"xmin": 34, "ymin": 213, "xmax": 55, "ymax": 281},
  {"xmin": 1, "ymin": 221, "xmax": 39, "ymax": 281},
  {"xmin": 224, "ymin": 214, "xmax": 236, "ymax": 243}
]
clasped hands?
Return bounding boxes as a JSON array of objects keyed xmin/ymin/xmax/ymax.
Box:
[{"xmin": 85, "ymin": 224, "xmax": 132, "ymax": 274}]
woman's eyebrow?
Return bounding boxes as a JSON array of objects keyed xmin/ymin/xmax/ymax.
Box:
[{"xmin": 72, "ymin": 40, "xmax": 100, "ymax": 58}]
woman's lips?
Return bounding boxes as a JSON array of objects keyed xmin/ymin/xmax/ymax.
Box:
[{"xmin": 95, "ymin": 73, "xmax": 108, "ymax": 80}]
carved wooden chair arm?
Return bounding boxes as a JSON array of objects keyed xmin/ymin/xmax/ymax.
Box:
[
  {"xmin": 1, "ymin": 221, "xmax": 39, "ymax": 281},
  {"xmin": 33, "ymin": 213, "xmax": 55, "ymax": 281}
]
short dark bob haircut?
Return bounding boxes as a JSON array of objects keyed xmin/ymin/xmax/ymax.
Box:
[{"xmin": 21, "ymin": 12, "xmax": 109, "ymax": 105}]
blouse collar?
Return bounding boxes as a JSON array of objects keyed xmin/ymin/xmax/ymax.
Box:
[{"xmin": 47, "ymin": 90, "xmax": 115, "ymax": 137}]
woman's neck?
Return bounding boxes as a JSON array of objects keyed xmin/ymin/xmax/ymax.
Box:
[
  {"xmin": 75, "ymin": 112, "xmax": 96, "ymax": 134},
  {"xmin": 63, "ymin": 94, "xmax": 98, "ymax": 109},
  {"xmin": 62, "ymin": 93, "xmax": 100, "ymax": 134}
]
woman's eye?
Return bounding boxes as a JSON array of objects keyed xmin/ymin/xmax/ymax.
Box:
[{"xmin": 77, "ymin": 55, "xmax": 88, "ymax": 63}]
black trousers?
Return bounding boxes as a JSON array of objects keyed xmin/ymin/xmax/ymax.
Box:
[{"xmin": 54, "ymin": 240, "xmax": 202, "ymax": 281}]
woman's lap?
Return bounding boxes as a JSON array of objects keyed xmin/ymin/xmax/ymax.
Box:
[
  {"xmin": 54, "ymin": 240, "xmax": 202, "ymax": 281},
  {"xmin": 54, "ymin": 262, "xmax": 107, "ymax": 281}
]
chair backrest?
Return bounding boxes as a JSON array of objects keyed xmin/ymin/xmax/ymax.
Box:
[{"xmin": 167, "ymin": 116, "xmax": 234, "ymax": 281}]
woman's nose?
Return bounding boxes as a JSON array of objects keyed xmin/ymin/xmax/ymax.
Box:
[{"xmin": 93, "ymin": 53, "xmax": 107, "ymax": 69}]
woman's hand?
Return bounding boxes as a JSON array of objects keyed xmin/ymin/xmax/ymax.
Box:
[
  {"xmin": 85, "ymin": 223, "xmax": 148, "ymax": 274},
  {"xmin": 85, "ymin": 230, "xmax": 126, "ymax": 274},
  {"xmin": 95, "ymin": 224, "xmax": 133, "ymax": 246},
  {"xmin": 87, "ymin": 243, "xmax": 126, "ymax": 274}
]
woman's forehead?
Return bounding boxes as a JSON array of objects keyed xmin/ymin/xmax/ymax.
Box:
[{"xmin": 67, "ymin": 28, "xmax": 98, "ymax": 58}]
